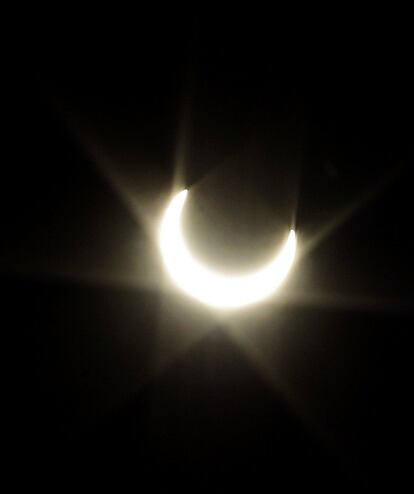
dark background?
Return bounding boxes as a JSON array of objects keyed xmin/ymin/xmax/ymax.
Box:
[{"xmin": 4, "ymin": 12, "xmax": 414, "ymax": 488}]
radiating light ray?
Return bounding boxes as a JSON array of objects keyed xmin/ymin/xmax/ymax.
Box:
[
  {"xmin": 151, "ymin": 307, "xmax": 217, "ymax": 378},
  {"xmin": 279, "ymin": 291, "xmax": 414, "ymax": 315},
  {"xmin": 298, "ymin": 164, "xmax": 404, "ymax": 262},
  {"xmin": 75, "ymin": 136, "xmax": 156, "ymax": 235},
  {"xmin": 23, "ymin": 103, "xmax": 166, "ymax": 293},
  {"xmin": 171, "ymin": 78, "xmax": 193, "ymax": 193},
  {"xmin": 222, "ymin": 323, "xmax": 339, "ymax": 457},
  {"xmin": 43, "ymin": 92, "xmax": 152, "ymax": 233},
  {"xmin": 1, "ymin": 263, "xmax": 165, "ymax": 293}
]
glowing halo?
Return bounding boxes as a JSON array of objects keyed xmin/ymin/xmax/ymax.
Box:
[{"xmin": 159, "ymin": 189, "xmax": 297, "ymax": 309}]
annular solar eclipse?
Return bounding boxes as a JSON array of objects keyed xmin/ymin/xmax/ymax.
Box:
[{"xmin": 159, "ymin": 189, "xmax": 297, "ymax": 309}]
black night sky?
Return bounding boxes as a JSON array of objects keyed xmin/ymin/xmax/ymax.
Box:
[{"xmin": 4, "ymin": 12, "xmax": 414, "ymax": 489}]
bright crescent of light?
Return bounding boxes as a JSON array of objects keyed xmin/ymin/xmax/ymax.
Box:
[{"xmin": 159, "ymin": 189, "xmax": 297, "ymax": 309}]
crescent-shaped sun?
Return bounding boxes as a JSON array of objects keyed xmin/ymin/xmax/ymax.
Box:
[{"xmin": 159, "ymin": 189, "xmax": 297, "ymax": 309}]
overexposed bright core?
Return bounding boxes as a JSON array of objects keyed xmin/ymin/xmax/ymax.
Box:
[{"xmin": 159, "ymin": 189, "xmax": 297, "ymax": 309}]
